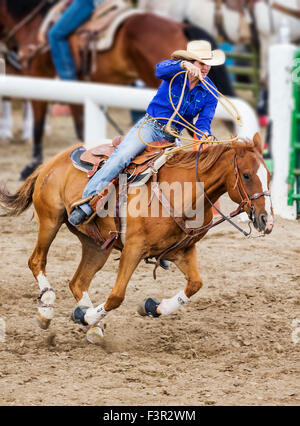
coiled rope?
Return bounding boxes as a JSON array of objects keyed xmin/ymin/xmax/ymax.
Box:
[{"xmin": 137, "ymin": 69, "xmax": 243, "ymax": 154}]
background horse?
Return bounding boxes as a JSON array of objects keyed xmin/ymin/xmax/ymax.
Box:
[
  {"xmin": 0, "ymin": 0, "xmax": 234, "ymax": 180},
  {"xmin": 0, "ymin": 59, "xmax": 34, "ymax": 143},
  {"xmin": 184, "ymin": 0, "xmax": 300, "ymax": 85},
  {"xmin": 0, "ymin": 133, "xmax": 274, "ymax": 344}
]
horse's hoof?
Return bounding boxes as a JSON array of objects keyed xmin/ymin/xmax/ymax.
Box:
[
  {"xmin": 71, "ymin": 306, "xmax": 89, "ymax": 325},
  {"xmin": 86, "ymin": 325, "xmax": 104, "ymax": 345},
  {"xmin": 137, "ymin": 298, "xmax": 161, "ymax": 318},
  {"xmin": 36, "ymin": 313, "xmax": 51, "ymax": 330},
  {"xmin": 20, "ymin": 158, "xmax": 42, "ymax": 180}
]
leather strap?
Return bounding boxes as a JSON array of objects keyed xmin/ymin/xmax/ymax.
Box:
[{"xmin": 3, "ymin": 0, "xmax": 51, "ymax": 44}]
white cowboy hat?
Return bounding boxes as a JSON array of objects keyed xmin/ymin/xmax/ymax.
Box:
[{"xmin": 172, "ymin": 40, "xmax": 225, "ymax": 66}]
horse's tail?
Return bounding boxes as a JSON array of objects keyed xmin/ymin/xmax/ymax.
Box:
[{"xmin": 0, "ymin": 166, "xmax": 42, "ymax": 217}]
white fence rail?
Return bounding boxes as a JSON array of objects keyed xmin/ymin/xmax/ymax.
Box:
[{"xmin": 0, "ymin": 75, "xmax": 258, "ymax": 150}]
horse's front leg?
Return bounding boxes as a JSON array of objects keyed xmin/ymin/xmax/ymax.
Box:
[
  {"xmin": 79, "ymin": 243, "xmax": 143, "ymax": 344},
  {"xmin": 138, "ymin": 244, "xmax": 203, "ymax": 318}
]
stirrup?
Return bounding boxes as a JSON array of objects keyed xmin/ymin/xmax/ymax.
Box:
[
  {"xmin": 70, "ymin": 195, "xmax": 95, "ymax": 212},
  {"xmin": 70, "ymin": 192, "xmax": 106, "ymax": 226},
  {"xmin": 84, "ymin": 192, "xmax": 112, "ymax": 224},
  {"xmin": 70, "ymin": 195, "xmax": 97, "ymax": 225},
  {"xmin": 82, "ymin": 211, "xmax": 98, "ymax": 225}
]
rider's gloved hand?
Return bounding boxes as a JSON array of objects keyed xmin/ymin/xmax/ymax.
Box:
[
  {"xmin": 181, "ymin": 60, "xmax": 203, "ymax": 80},
  {"xmin": 200, "ymin": 132, "xmax": 217, "ymax": 142}
]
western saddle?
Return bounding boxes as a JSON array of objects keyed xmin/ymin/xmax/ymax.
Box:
[{"xmin": 71, "ymin": 136, "xmax": 174, "ymax": 182}]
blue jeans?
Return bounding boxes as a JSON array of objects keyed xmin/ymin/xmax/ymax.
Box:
[
  {"xmin": 80, "ymin": 115, "xmax": 175, "ymax": 215},
  {"xmin": 48, "ymin": 0, "xmax": 96, "ymax": 80}
]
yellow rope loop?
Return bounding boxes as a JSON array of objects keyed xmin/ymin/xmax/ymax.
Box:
[
  {"xmin": 137, "ymin": 69, "xmax": 243, "ymax": 152},
  {"xmin": 200, "ymin": 77, "xmax": 243, "ymax": 128}
]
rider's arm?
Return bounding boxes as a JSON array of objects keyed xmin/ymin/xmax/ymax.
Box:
[
  {"xmin": 194, "ymin": 94, "xmax": 218, "ymax": 135},
  {"xmin": 155, "ymin": 60, "xmax": 184, "ymax": 80}
]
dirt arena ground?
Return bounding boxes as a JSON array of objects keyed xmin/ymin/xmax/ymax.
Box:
[{"xmin": 0, "ymin": 104, "xmax": 299, "ymax": 406}]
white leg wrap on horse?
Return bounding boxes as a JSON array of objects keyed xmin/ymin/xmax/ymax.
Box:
[
  {"xmin": 37, "ymin": 272, "xmax": 56, "ymax": 320},
  {"xmin": 84, "ymin": 303, "xmax": 107, "ymax": 326},
  {"xmin": 158, "ymin": 290, "xmax": 190, "ymax": 316},
  {"xmin": 22, "ymin": 101, "xmax": 34, "ymax": 141},
  {"xmin": 77, "ymin": 291, "xmax": 93, "ymax": 308},
  {"xmin": 0, "ymin": 101, "xmax": 13, "ymax": 138}
]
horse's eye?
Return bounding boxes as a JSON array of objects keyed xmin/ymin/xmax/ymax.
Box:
[{"xmin": 243, "ymin": 173, "xmax": 251, "ymax": 181}]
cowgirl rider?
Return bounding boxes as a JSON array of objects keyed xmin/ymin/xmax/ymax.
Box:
[{"xmin": 68, "ymin": 40, "xmax": 226, "ymax": 226}]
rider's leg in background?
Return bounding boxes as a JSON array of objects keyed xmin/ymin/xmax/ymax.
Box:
[{"xmin": 48, "ymin": 0, "xmax": 95, "ymax": 80}]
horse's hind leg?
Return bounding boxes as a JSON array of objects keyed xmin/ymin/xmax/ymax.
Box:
[{"xmin": 29, "ymin": 215, "xmax": 63, "ymax": 329}]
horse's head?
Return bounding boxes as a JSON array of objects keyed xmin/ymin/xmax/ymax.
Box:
[{"xmin": 226, "ymin": 133, "xmax": 274, "ymax": 235}]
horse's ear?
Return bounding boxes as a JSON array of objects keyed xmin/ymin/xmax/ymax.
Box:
[{"xmin": 253, "ymin": 132, "xmax": 263, "ymax": 155}]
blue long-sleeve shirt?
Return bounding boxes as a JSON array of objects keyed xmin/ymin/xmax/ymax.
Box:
[{"xmin": 146, "ymin": 60, "xmax": 218, "ymax": 134}]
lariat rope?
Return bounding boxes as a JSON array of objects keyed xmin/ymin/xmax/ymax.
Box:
[{"xmin": 137, "ymin": 69, "xmax": 243, "ymax": 153}]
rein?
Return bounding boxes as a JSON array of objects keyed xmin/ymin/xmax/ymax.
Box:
[
  {"xmin": 193, "ymin": 147, "xmax": 270, "ymax": 238},
  {"xmin": 150, "ymin": 148, "xmax": 247, "ymax": 278},
  {"xmin": 151, "ymin": 144, "xmax": 272, "ymax": 277},
  {"xmin": 140, "ymin": 64, "xmax": 268, "ymax": 274},
  {"xmin": 2, "ymin": 0, "xmax": 51, "ymax": 44},
  {"xmin": 195, "ymin": 145, "xmax": 250, "ymax": 237}
]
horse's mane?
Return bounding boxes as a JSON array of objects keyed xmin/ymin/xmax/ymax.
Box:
[
  {"xmin": 166, "ymin": 139, "xmax": 255, "ymax": 173},
  {"xmin": 4, "ymin": 0, "xmax": 54, "ymax": 20}
]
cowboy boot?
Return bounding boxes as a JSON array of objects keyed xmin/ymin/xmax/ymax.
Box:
[
  {"xmin": 68, "ymin": 206, "xmax": 88, "ymax": 226},
  {"xmin": 68, "ymin": 194, "xmax": 98, "ymax": 226},
  {"xmin": 68, "ymin": 191, "xmax": 108, "ymax": 226},
  {"xmin": 68, "ymin": 178, "xmax": 119, "ymax": 226}
]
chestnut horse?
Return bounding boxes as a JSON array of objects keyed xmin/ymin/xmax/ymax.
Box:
[
  {"xmin": 0, "ymin": 0, "xmax": 234, "ymax": 180},
  {"xmin": 0, "ymin": 133, "xmax": 274, "ymax": 344}
]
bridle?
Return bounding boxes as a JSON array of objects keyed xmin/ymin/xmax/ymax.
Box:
[
  {"xmin": 193, "ymin": 146, "xmax": 271, "ymax": 238},
  {"xmin": 233, "ymin": 154, "xmax": 271, "ymax": 223}
]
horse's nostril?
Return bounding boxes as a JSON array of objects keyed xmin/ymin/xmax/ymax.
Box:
[{"xmin": 261, "ymin": 215, "xmax": 267, "ymax": 226}]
